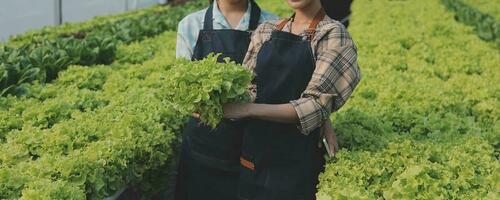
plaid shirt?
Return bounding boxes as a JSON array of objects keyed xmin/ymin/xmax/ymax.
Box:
[{"xmin": 243, "ymin": 16, "xmax": 361, "ymax": 134}]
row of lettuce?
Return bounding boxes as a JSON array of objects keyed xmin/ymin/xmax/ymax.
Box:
[
  {"xmin": 0, "ymin": 29, "xmax": 252, "ymax": 198},
  {"xmin": 441, "ymin": 0, "xmax": 500, "ymax": 48},
  {"xmin": 0, "ymin": 1, "xmax": 205, "ymax": 97},
  {"xmin": 1, "ymin": 0, "xmax": 498, "ymax": 199},
  {"xmin": 316, "ymin": 0, "xmax": 499, "ymax": 199}
]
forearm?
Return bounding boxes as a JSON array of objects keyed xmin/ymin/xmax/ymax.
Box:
[{"xmin": 247, "ymin": 103, "xmax": 299, "ymax": 124}]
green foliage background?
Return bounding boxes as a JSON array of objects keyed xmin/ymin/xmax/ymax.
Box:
[{"xmin": 0, "ymin": 0, "xmax": 498, "ymax": 199}]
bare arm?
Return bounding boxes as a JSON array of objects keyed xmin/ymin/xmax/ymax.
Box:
[{"xmin": 223, "ymin": 103, "xmax": 299, "ymax": 124}]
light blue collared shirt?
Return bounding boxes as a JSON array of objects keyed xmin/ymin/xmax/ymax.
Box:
[{"xmin": 176, "ymin": 0, "xmax": 279, "ymax": 60}]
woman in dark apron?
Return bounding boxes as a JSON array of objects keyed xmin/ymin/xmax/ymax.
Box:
[
  {"xmin": 174, "ymin": 1, "xmax": 278, "ymax": 200},
  {"xmin": 223, "ymin": 0, "xmax": 361, "ymax": 199}
]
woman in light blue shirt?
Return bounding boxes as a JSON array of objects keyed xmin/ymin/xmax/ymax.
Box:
[
  {"xmin": 176, "ymin": 0, "xmax": 277, "ymax": 60},
  {"xmin": 174, "ymin": 1, "xmax": 278, "ymax": 200}
]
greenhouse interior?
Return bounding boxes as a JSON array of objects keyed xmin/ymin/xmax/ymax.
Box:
[{"xmin": 0, "ymin": 0, "xmax": 498, "ymax": 200}]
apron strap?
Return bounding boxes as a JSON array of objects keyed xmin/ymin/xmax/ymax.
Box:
[
  {"xmin": 304, "ymin": 8, "xmax": 325, "ymax": 40},
  {"xmin": 275, "ymin": 8, "xmax": 326, "ymax": 40},
  {"xmin": 203, "ymin": 2, "xmax": 215, "ymax": 30},
  {"xmin": 276, "ymin": 18, "xmax": 290, "ymax": 31},
  {"xmin": 204, "ymin": 0, "xmax": 262, "ymax": 31},
  {"xmin": 248, "ymin": 0, "xmax": 262, "ymax": 31}
]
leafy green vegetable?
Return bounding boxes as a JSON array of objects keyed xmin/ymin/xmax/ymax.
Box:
[{"xmin": 162, "ymin": 55, "xmax": 252, "ymax": 127}]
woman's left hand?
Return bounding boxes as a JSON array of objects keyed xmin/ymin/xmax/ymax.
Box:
[{"xmin": 223, "ymin": 103, "xmax": 252, "ymax": 119}]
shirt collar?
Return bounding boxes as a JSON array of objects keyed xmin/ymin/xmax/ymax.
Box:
[{"xmin": 212, "ymin": 0, "xmax": 253, "ymax": 30}]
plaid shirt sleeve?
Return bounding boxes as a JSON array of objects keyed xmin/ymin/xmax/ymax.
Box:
[{"xmin": 291, "ymin": 21, "xmax": 361, "ymax": 135}]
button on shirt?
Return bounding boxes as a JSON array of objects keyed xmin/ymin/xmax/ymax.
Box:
[
  {"xmin": 244, "ymin": 17, "xmax": 361, "ymax": 134},
  {"xmin": 176, "ymin": 1, "xmax": 279, "ymax": 60}
]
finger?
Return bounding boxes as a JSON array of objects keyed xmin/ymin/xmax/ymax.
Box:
[
  {"xmin": 333, "ymin": 144, "xmax": 339, "ymax": 157},
  {"xmin": 329, "ymin": 143, "xmax": 336, "ymax": 156},
  {"xmin": 327, "ymin": 146, "xmax": 334, "ymax": 158},
  {"xmin": 325, "ymin": 143, "xmax": 334, "ymax": 157},
  {"xmin": 327, "ymin": 135, "xmax": 337, "ymax": 157}
]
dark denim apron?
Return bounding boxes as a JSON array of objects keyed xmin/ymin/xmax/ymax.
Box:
[{"xmin": 175, "ymin": 1, "xmax": 261, "ymax": 200}]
